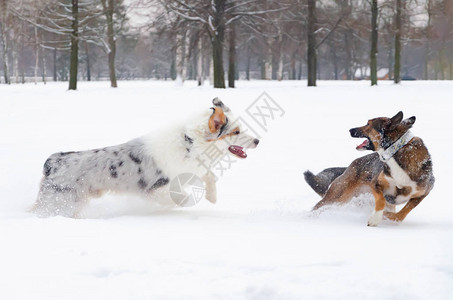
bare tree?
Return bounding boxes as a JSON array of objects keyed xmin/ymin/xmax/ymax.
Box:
[
  {"xmin": 100, "ymin": 0, "xmax": 117, "ymax": 87},
  {"xmin": 159, "ymin": 0, "xmax": 286, "ymax": 88},
  {"xmin": 307, "ymin": 0, "xmax": 346, "ymax": 86},
  {"xmin": 394, "ymin": 0, "xmax": 403, "ymax": 83},
  {"xmin": 99, "ymin": 0, "xmax": 128, "ymax": 87},
  {"xmin": 211, "ymin": 0, "xmax": 226, "ymax": 88},
  {"xmin": 68, "ymin": 0, "xmax": 79, "ymax": 89},
  {"xmin": 307, "ymin": 0, "xmax": 316, "ymax": 86},
  {"xmin": 227, "ymin": 22, "xmax": 236, "ymax": 87},
  {"xmin": 370, "ymin": 0, "xmax": 378, "ymax": 85},
  {"xmin": 0, "ymin": 0, "xmax": 11, "ymax": 84}
]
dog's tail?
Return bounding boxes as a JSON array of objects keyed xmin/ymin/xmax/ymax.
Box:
[
  {"xmin": 304, "ymin": 170, "xmax": 328, "ymax": 197},
  {"xmin": 304, "ymin": 167, "xmax": 347, "ymax": 197}
]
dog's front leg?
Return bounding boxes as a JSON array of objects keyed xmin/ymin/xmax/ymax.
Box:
[
  {"xmin": 202, "ymin": 173, "xmax": 217, "ymax": 204},
  {"xmin": 368, "ymin": 182, "xmax": 387, "ymax": 227},
  {"xmin": 384, "ymin": 195, "xmax": 426, "ymax": 222}
]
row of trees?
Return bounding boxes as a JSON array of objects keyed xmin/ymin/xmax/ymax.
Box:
[
  {"xmin": 0, "ymin": 0, "xmax": 452, "ymax": 89},
  {"xmin": 0, "ymin": 0, "xmax": 127, "ymax": 89}
]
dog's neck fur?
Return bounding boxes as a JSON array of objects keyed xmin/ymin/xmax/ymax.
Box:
[{"xmin": 378, "ymin": 130, "xmax": 415, "ymax": 162}]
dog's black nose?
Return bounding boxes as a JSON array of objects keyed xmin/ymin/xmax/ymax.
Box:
[
  {"xmin": 349, "ymin": 128, "xmax": 360, "ymax": 137},
  {"xmin": 253, "ymin": 139, "xmax": 260, "ymax": 145}
]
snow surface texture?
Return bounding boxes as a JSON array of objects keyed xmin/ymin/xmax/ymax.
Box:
[{"xmin": 0, "ymin": 81, "xmax": 452, "ymax": 299}]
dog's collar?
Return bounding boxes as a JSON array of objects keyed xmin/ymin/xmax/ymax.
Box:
[{"xmin": 379, "ymin": 131, "xmax": 415, "ymax": 162}]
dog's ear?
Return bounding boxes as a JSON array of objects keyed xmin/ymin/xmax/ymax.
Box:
[
  {"xmin": 212, "ymin": 97, "xmax": 230, "ymax": 112},
  {"xmin": 387, "ymin": 111, "xmax": 404, "ymax": 130},
  {"xmin": 402, "ymin": 116, "xmax": 416, "ymax": 128},
  {"xmin": 209, "ymin": 107, "xmax": 226, "ymax": 133}
]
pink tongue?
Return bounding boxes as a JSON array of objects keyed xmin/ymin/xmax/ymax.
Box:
[
  {"xmin": 356, "ymin": 139, "xmax": 368, "ymax": 150},
  {"xmin": 228, "ymin": 145, "xmax": 247, "ymax": 158}
]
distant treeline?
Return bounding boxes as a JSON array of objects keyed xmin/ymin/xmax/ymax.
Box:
[{"xmin": 0, "ymin": 0, "xmax": 452, "ymax": 88}]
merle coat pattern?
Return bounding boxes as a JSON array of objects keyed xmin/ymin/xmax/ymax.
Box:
[{"xmin": 33, "ymin": 98, "xmax": 259, "ymax": 218}]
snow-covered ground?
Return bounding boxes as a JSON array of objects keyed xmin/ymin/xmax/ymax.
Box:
[{"xmin": 0, "ymin": 80, "xmax": 452, "ymax": 299}]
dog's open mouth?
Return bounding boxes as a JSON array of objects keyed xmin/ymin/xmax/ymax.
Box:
[
  {"xmin": 356, "ymin": 139, "xmax": 370, "ymax": 151},
  {"xmin": 228, "ymin": 145, "xmax": 247, "ymax": 159}
]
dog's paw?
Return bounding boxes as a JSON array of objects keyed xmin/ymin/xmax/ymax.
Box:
[
  {"xmin": 367, "ymin": 210, "xmax": 383, "ymax": 227},
  {"xmin": 384, "ymin": 212, "xmax": 403, "ymax": 222}
]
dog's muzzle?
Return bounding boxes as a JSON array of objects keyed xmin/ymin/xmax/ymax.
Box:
[
  {"xmin": 350, "ymin": 127, "xmax": 373, "ymax": 151},
  {"xmin": 228, "ymin": 138, "xmax": 260, "ymax": 159},
  {"xmin": 349, "ymin": 127, "xmax": 363, "ymax": 138}
]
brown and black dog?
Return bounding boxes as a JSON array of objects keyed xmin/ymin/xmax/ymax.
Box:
[{"xmin": 304, "ymin": 111, "xmax": 434, "ymax": 226}]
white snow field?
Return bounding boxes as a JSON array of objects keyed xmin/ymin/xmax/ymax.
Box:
[{"xmin": 0, "ymin": 80, "xmax": 452, "ymax": 300}]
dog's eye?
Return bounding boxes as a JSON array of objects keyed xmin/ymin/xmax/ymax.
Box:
[{"xmin": 234, "ymin": 130, "xmax": 240, "ymax": 135}]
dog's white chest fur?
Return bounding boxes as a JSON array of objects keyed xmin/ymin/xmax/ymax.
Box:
[{"xmin": 383, "ymin": 157, "xmax": 418, "ymax": 205}]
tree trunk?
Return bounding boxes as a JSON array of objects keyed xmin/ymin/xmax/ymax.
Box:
[
  {"xmin": 0, "ymin": 17, "xmax": 10, "ymax": 84},
  {"xmin": 388, "ymin": 43, "xmax": 393, "ymax": 80},
  {"xmin": 106, "ymin": 0, "xmax": 117, "ymax": 87},
  {"xmin": 170, "ymin": 42, "xmax": 176, "ymax": 80},
  {"xmin": 434, "ymin": 62, "xmax": 438, "ymax": 80},
  {"xmin": 424, "ymin": 44, "xmax": 429, "ymax": 80},
  {"xmin": 260, "ymin": 51, "xmax": 266, "ymax": 79},
  {"xmin": 450, "ymin": 63, "xmax": 453, "ymax": 80},
  {"xmin": 246, "ymin": 47, "xmax": 251, "ymax": 80},
  {"xmin": 69, "ymin": 0, "xmax": 79, "ymax": 90},
  {"xmin": 176, "ymin": 30, "xmax": 187, "ymax": 84},
  {"xmin": 271, "ymin": 54, "xmax": 277, "ymax": 80},
  {"xmin": 85, "ymin": 41, "xmax": 91, "ymax": 81},
  {"xmin": 101, "ymin": 0, "xmax": 117, "ymax": 87},
  {"xmin": 20, "ymin": 42, "xmax": 24, "ymax": 84},
  {"xmin": 209, "ymin": 55, "xmax": 214, "ymax": 85},
  {"xmin": 298, "ymin": 59, "xmax": 303, "ymax": 80},
  {"xmin": 12, "ymin": 31, "xmax": 18, "ymax": 83},
  {"xmin": 197, "ymin": 36, "xmax": 204, "ymax": 86},
  {"xmin": 267, "ymin": 47, "xmax": 273, "ymax": 79},
  {"xmin": 276, "ymin": 36, "xmax": 283, "ymax": 81},
  {"xmin": 370, "ymin": 0, "xmax": 378, "ymax": 86},
  {"xmin": 212, "ymin": 35, "xmax": 225, "ymax": 88},
  {"xmin": 53, "ymin": 48, "xmax": 57, "ymax": 81},
  {"xmin": 332, "ymin": 51, "xmax": 338, "ymax": 80},
  {"xmin": 344, "ymin": 31, "xmax": 352, "ymax": 80},
  {"xmin": 424, "ymin": 0, "xmax": 432, "ymax": 80},
  {"xmin": 228, "ymin": 24, "xmax": 236, "ymax": 88},
  {"xmin": 438, "ymin": 46, "xmax": 444, "ymax": 80},
  {"xmin": 307, "ymin": 0, "xmax": 317, "ymax": 86},
  {"xmin": 317, "ymin": 59, "xmax": 320, "ymax": 80},
  {"xmin": 34, "ymin": 27, "xmax": 39, "ymax": 84},
  {"xmin": 212, "ymin": 0, "xmax": 226, "ymax": 88},
  {"xmin": 261, "ymin": 41, "xmax": 272, "ymax": 79},
  {"xmin": 394, "ymin": 0, "xmax": 402, "ymax": 83},
  {"xmin": 189, "ymin": 53, "xmax": 195, "ymax": 80},
  {"xmin": 42, "ymin": 48, "xmax": 47, "ymax": 84}
]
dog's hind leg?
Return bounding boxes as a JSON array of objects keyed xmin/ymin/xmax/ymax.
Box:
[
  {"xmin": 304, "ymin": 167, "xmax": 347, "ymax": 197},
  {"xmin": 33, "ymin": 191, "xmax": 86, "ymax": 218},
  {"xmin": 203, "ymin": 173, "xmax": 217, "ymax": 204},
  {"xmin": 312, "ymin": 173, "xmax": 361, "ymax": 210},
  {"xmin": 33, "ymin": 180, "xmax": 86, "ymax": 218}
]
